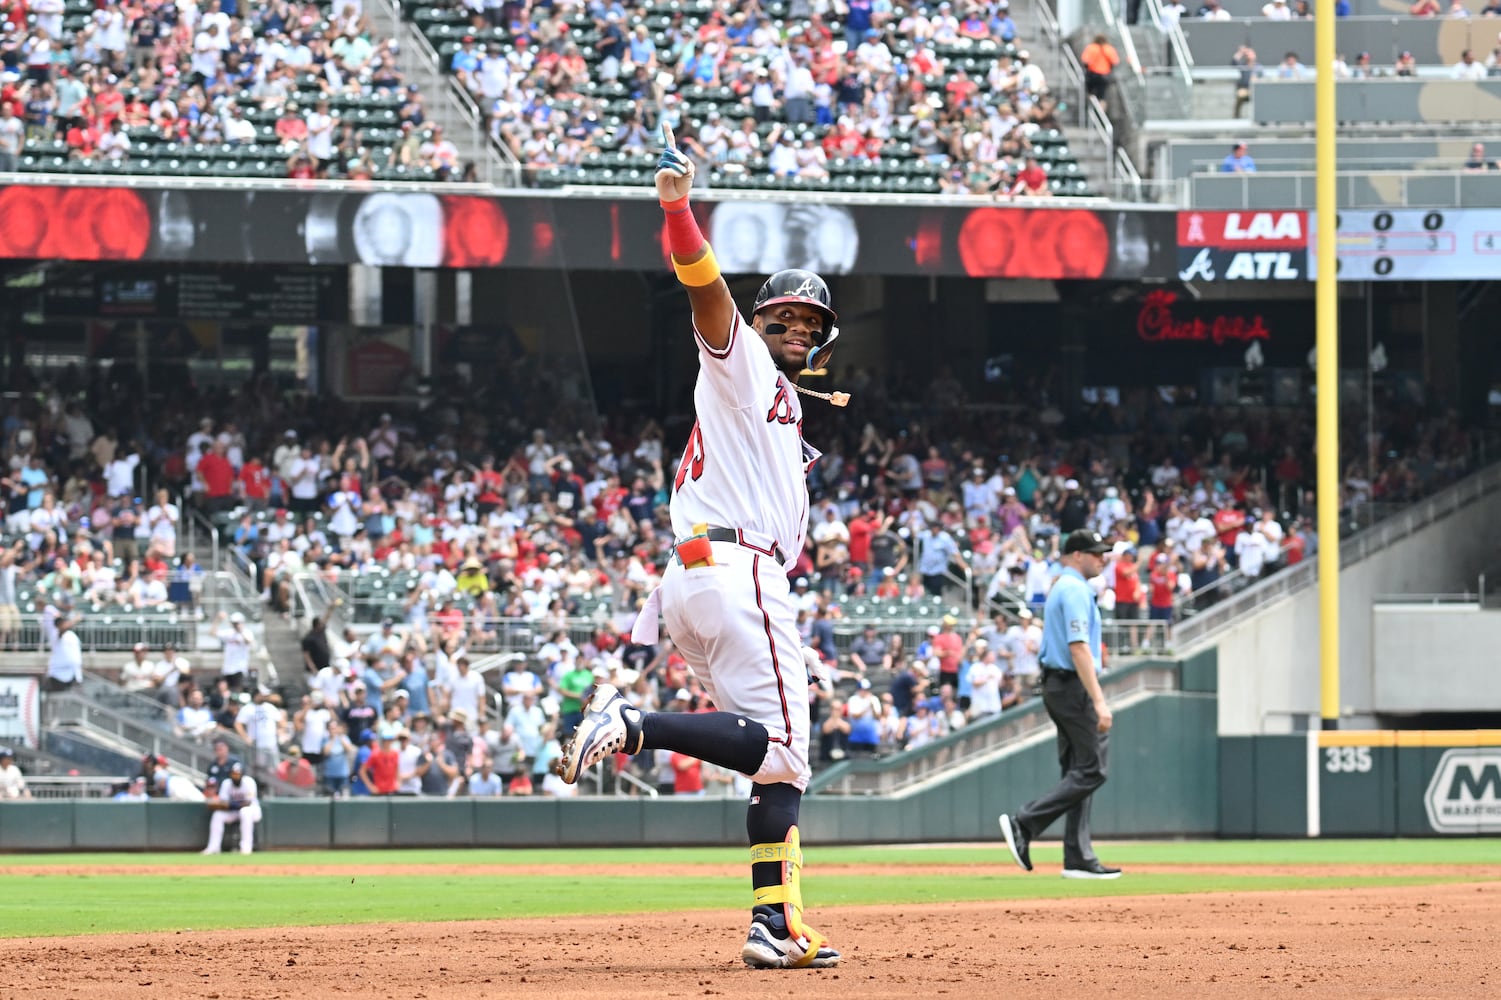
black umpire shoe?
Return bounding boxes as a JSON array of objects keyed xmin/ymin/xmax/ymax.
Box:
[
  {"xmin": 1061, "ymin": 861, "xmax": 1123, "ymax": 880},
  {"xmin": 999, "ymin": 814, "xmax": 1032, "ymax": 872}
]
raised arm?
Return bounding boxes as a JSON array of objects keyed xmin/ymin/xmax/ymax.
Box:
[{"xmin": 656, "ymin": 125, "xmax": 736, "ymax": 348}]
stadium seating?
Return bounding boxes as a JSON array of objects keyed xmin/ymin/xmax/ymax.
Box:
[
  {"xmin": 10, "ymin": 0, "xmax": 446, "ymax": 181},
  {"xmin": 403, "ymin": 0, "xmax": 1098, "ymax": 196}
]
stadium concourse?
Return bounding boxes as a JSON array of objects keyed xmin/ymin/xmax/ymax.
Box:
[{"xmin": 1, "ymin": 352, "xmax": 1487, "ymax": 799}]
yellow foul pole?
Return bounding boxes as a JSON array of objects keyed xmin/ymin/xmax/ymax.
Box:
[{"xmin": 1315, "ymin": 0, "xmax": 1340, "ymax": 729}]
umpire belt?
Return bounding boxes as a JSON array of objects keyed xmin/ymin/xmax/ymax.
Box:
[
  {"xmin": 1040, "ymin": 667, "xmax": 1078, "ymax": 682},
  {"xmin": 674, "ymin": 526, "xmax": 786, "ymax": 567}
]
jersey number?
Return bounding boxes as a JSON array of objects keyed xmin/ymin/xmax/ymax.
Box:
[{"xmin": 674, "ymin": 422, "xmax": 705, "ymax": 491}]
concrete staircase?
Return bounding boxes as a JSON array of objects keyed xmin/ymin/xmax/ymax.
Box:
[
  {"xmin": 1010, "ymin": 0, "xmax": 1116, "ymax": 193},
  {"xmin": 371, "ymin": 0, "xmax": 516, "ymax": 184}
]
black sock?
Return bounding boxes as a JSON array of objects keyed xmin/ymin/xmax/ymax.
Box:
[
  {"xmin": 747, "ymin": 781, "xmax": 801, "ymax": 898},
  {"xmin": 640, "ymin": 710, "xmax": 769, "ymax": 775}
]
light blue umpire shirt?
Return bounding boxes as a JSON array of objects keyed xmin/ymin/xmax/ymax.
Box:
[{"xmin": 1039, "ymin": 566, "xmax": 1102, "ymax": 670}]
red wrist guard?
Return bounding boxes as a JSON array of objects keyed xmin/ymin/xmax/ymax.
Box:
[{"xmin": 661, "ymin": 196, "xmax": 706, "ymax": 259}]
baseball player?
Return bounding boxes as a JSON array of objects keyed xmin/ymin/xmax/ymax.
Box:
[
  {"xmin": 1000, "ymin": 529, "xmax": 1123, "ymax": 880},
  {"xmin": 558, "ymin": 125, "xmax": 842, "ymax": 969},
  {"xmin": 201, "ymin": 761, "xmax": 263, "ymax": 855}
]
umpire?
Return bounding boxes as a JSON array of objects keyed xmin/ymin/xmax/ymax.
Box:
[{"xmin": 1000, "ymin": 529, "xmax": 1122, "ymax": 880}]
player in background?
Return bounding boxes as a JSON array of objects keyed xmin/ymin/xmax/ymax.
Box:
[{"xmin": 557, "ymin": 125, "xmax": 843, "ymax": 969}]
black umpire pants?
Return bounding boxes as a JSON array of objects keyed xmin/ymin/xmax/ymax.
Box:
[{"xmin": 1015, "ymin": 669, "xmax": 1109, "ymax": 868}]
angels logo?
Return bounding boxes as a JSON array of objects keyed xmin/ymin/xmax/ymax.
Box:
[{"xmin": 1183, "ymin": 213, "xmax": 1206, "ymax": 245}]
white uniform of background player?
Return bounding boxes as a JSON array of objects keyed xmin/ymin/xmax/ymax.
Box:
[{"xmin": 201, "ymin": 765, "xmax": 262, "ymax": 854}]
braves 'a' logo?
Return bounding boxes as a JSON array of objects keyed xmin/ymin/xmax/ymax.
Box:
[
  {"xmin": 674, "ymin": 421, "xmax": 705, "ymax": 490},
  {"xmin": 767, "ymin": 378, "xmax": 796, "ymax": 425},
  {"xmin": 789, "ymin": 277, "xmax": 822, "ymax": 298}
]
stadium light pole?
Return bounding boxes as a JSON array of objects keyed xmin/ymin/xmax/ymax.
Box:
[{"xmin": 1315, "ymin": 0, "xmax": 1340, "ymax": 730}]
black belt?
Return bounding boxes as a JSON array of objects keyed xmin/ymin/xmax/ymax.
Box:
[
  {"xmin": 1041, "ymin": 667, "xmax": 1077, "ymax": 681},
  {"xmin": 675, "ymin": 526, "xmax": 786, "ymax": 565}
]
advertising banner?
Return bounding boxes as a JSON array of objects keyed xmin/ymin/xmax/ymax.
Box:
[
  {"xmin": 0, "ymin": 183, "xmax": 1179, "ymax": 280},
  {"xmin": 0, "ymin": 675, "xmax": 40, "ymax": 749}
]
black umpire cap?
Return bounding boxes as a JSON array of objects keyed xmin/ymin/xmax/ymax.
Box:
[{"xmin": 1062, "ymin": 530, "xmax": 1112, "ymax": 555}]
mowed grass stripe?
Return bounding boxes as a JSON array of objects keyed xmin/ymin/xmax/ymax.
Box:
[
  {"xmin": 0, "ymin": 872, "xmax": 1485, "ymax": 939},
  {"xmin": 2, "ymin": 839, "xmax": 1499, "ymax": 869}
]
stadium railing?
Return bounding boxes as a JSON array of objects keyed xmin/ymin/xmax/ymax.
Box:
[
  {"xmin": 1188, "ymin": 168, "xmax": 1501, "ymax": 210},
  {"xmin": 810, "ymin": 658, "xmax": 1182, "ymax": 795},
  {"xmin": 1179, "ymin": 16, "xmax": 1496, "ymax": 69},
  {"xmin": 1252, "ymin": 79, "xmax": 1501, "ymax": 125}
]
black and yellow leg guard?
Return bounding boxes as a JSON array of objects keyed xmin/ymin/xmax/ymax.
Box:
[{"xmin": 750, "ymin": 826, "xmax": 829, "ymax": 968}]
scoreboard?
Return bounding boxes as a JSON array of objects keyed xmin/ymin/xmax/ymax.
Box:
[{"xmin": 1308, "ymin": 209, "xmax": 1501, "ymax": 280}]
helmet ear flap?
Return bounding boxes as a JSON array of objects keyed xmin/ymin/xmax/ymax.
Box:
[{"xmin": 807, "ymin": 326, "xmax": 840, "ymax": 370}]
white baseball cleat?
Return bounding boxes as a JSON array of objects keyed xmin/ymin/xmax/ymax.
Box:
[
  {"xmin": 742, "ymin": 907, "xmax": 841, "ymax": 969},
  {"xmin": 557, "ymin": 684, "xmax": 643, "ymax": 784}
]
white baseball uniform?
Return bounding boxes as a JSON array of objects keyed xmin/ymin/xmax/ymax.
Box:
[
  {"xmin": 633, "ymin": 310, "xmax": 818, "ymax": 791},
  {"xmin": 204, "ymin": 775, "xmax": 262, "ymax": 854}
]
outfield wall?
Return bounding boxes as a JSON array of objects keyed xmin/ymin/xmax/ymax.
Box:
[
  {"xmin": 0, "ymin": 690, "xmax": 1219, "ymax": 851},
  {"xmin": 1220, "ymin": 730, "xmax": 1501, "ymax": 837}
]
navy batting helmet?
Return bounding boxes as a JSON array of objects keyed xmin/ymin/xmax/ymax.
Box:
[{"xmin": 753, "ymin": 269, "xmax": 837, "ymax": 330}]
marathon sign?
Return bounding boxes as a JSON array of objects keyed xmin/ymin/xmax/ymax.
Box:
[
  {"xmin": 1177, "ymin": 211, "xmax": 1307, "ymax": 281},
  {"xmin": 1425, "ymin": 749, "xmax": 1501, "ymax": 834}
]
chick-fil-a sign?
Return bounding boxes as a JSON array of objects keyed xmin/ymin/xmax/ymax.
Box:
[{"xmin": 1136, "ymin": 290, "xmax": 1271, "ymax": 346}]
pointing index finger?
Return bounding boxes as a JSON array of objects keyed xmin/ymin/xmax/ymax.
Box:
[{"xmin": 661, "ymin": 122, "xmax": 676, "ymax": 150}]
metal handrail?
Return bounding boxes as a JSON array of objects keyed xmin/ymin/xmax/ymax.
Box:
[
  {"xmin": 382, "ymin": 0, "xmax": 520, "ymax": 187},
  {"xmin": 811, "ymin": 661, "xmax": 1182, "ymax": 795},
  {"xmin": 1114, "ymin": 145, "xmax": 1144, "ymax": 202},
  {"xmin": 23, "ymin": 776, "xmax": 133, "ymax": 799},
  {"xmin": 1173, "ymin": 461, "xmax": 1501, "ymax": 649},
  {"xmin": 1145, "ymin": 0, "xmax": 1196, "ymax": 86}
]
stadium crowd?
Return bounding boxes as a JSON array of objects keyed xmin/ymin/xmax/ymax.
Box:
[
  {"xmin": 1, "ymin": 347, "xmax": 1486, "ymax": 795},
  {"xmin": 430, "ymin": 0, "xmax": 1067, "ymax": 195},
  {"xmin": 0, "ymin": 0, "xmax": 472, "ymax": 179}
]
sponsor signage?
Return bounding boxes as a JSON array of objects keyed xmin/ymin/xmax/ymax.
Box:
[
  {"xmin": 1424, "ymin": 748, "xmax": 1501, "ymax": 834},
  {"xmin": 0, "ymin": 676, "xmax": 39, "ymax": 749},
  {"xmin": 1177, "ymin": 210, "xmax": 1308, "ymax": 281},
  {"xmin": 1136, "ymin": 290, "xmax": 1273, "ymax": 346}
]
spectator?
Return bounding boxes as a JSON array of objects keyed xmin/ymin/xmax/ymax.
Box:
[
  {"xmin": 0, "ymin": 746, "xmax": 30, "ymax": 799},
  {"xmin": 1277, "ymin": 51, "xmax": 1308, "ymax": 80},
  {"xmin": 1410, "ymin": 0, "xmax": 1441, "ymax": 13},
  {"xmin": 1263, "ymin": 0, "xmax": 1293, "ymax": 17},
  {"xmin": 114, "ymin": 776, "xmax": 150, "ymax": 802},
  {"xmin": 1080, "ymin": 34, "xmax": 1120, "ymax": 109},
  {"xmin": 844, "ymin": 679, "xmax": 882, "ymax": 755},
  {"xmin": 1199, "ymin": 0, "xmax": 1233, "ymax": 17},
  {"xmin": 45, "ymin": 610, "xmax": 82, "ymax": 692},
  {"xmin": 1232, "ymin": 45, "xmax": 1262, "ymax": 118},
  {"xmin": 359, "ymin": 730, "xmax": 401, "ymax": 795},
  {"xmin": 1221, "ymin": 142, "xmax": 1256, "ymax": 173},
  {"xmin": 0, "ymin": 103, "xmax": 21, "ymax": 173},
  {"xmin": 1465, "ymin": 142, "xmax": 1499, "ymax": 170},
  {"xmin": 1453, "ymin": 49, "xmax": 1488, "ymax": 81}
]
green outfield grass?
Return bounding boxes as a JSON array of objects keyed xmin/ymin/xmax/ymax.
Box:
[{"xmin": 1, "ymin": 840, "xmax": 1497, "ymax": 939}]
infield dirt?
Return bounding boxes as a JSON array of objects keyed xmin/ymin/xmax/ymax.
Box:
[{"xmin": 2, "ymin": 876, "xmax": 1495, "ymax": 999}]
